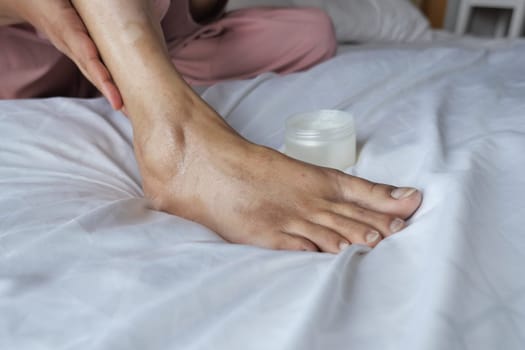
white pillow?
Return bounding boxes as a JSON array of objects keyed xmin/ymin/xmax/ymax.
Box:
[{"xmin": 226, "ymin": 0, "xmax": 432, "ymax": 43}]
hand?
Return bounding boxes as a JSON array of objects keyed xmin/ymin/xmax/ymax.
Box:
[{"xmin": 3, "ymin": 0, "xmax": 123, "ymax": 109}]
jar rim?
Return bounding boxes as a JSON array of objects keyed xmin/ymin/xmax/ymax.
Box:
[{"xmin": 286, "ymin": 110, "xmax": 355, "ymax": 140}]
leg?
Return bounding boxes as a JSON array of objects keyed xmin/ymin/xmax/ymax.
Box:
[
  {"xmin": 169, "ymin": 7, "xmax": 337, "ymax": 85},
  {"xmin": 71, "ymin": 0, "xmax": 422, "ymax": 253}
]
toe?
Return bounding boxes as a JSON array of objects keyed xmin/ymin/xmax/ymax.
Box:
[
  {"xmin": 274, "ymin": 233, "xmax": 320, "ymax": 252},
  {"xmin": 285, "ymin": 220, "xmax": 351, "ymax": 254},
  {"xmin": 335, "ymin": 173, "xmax": 422, "ymax": 219},
  {"xmin": 329, "ymin": 201, "xmax": 407, "ymax": 237},
  {"xmin": 252, "ymin": 231, "xmax": 319, "ymax": 252},
  {"xmin": 312, "ymin": 211, "xmax": 385, "ymax": 248}
]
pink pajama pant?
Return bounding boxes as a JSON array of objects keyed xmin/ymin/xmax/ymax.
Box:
[{"xmin": 0, "ymin": 1, "xmax": 336, "ymax": 100}]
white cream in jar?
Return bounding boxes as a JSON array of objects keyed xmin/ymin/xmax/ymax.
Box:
[{"xmin": 285, "ymin": 110, "xmax": 356, "ymax": 170}]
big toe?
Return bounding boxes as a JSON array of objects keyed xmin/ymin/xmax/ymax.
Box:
[{"xmin": 337, "ymin": 174, "xmax": 422, "ymax": 219}]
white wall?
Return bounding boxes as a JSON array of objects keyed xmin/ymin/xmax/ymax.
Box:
[{"xmin": 444, "ymin": 0, "xmax": 459, "ymax": 31}]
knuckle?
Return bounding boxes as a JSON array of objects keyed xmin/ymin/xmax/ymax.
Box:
[
  {"xmin": 318, "ymin": 228, "xmax": 341, "ymax": 246},
  {"xmin": 368, "ymin": 182, "xmax": 380, "ymax": 195},
  {"xmin": 353, "ymin": 206, "xmax": 368, "ymax": 218},
  {"xmin": 326, "ymin": 211, "xmax": 347, "ymax": 228}
]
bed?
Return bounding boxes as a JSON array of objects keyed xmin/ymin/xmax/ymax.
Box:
[{"xmin": 1, "ymin": 2, "xmax": 525, "ymax": 349}]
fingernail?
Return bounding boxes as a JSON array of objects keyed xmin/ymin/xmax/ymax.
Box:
[
  {"xmin": 390, "ymin": 218, "xmax": 406, "ymax": 233},
  {"xmin": 339, "ymin": 241, "xmax": 350, "ymax": 252},
  {"xmin": 391, "ymin": 187, "xmax": 417, "ymax": 200},
  {"xmin": 365, "ymin": 230, "xmax": 381, "ymax": 244}
]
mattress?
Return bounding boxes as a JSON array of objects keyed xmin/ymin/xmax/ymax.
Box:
[{"xmin": 1, "ymin": 40, "xmax": 525, "ymax": 349}]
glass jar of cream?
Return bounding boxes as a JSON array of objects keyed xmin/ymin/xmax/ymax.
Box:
[{"xmin": 285, "ymin": 110, "xmax": 356, "ymax": 170}]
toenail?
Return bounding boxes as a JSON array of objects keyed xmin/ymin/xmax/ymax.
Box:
[
  {"xmin": 390, "ymin": 218, "xmax": 406, "ymax": 233},
  {"xmin": 339, "ymin": 241, "xmax": 350, "ymax": 252},
  {"xmin": 391, "ymin": 187, "xmax": 417, "ymax": 200},
  {"xmin": 365, "ymin": 230, "xmax": 381, "ymax": 244}
]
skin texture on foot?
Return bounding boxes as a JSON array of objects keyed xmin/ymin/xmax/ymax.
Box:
[
  {"xmin": 71, "ymin": 0, "xmax": 422, "ymax": 253},
  {"xmin": 138, "ymin": 94, "xmax": 422, "ymax": 253}
]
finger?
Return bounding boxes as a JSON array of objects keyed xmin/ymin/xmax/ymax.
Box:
[
  {"xmin": 102, "ymin": 80, "xmax": 124, "ymax": 111},
  {"xmin": 67, "ymin": 37, "xmax": 122, "ymax": 108},
  {"xmin": 83, "ymin": 55, "xmax": 123, "ymax": 109},
  {"xmin": 43, "ymin": 5, "xmax": 123, "ymax": 109},
  {"xmin": 70, "ymin": 33, "xmax": 123, "ymax": 110}
]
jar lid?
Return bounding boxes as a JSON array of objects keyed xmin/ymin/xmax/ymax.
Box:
[{"xmin": 286, "ymin": 110, "xmax": 355, "ymax": 140}]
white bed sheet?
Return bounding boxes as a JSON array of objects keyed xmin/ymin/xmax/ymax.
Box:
[{"xmin": 1, "ymin": 41, "xmax": 525, "ymax": 350}]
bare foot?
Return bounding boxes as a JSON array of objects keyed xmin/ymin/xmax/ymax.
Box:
[
  {"xmin": 134, "ymin": 90, "xmax": 422, "ymax": 253},
  {"xmin": 71, "ymin": 0, "xmax": 422, "ymax": 253}
]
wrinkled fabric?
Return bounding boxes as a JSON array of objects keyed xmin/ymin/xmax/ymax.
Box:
[
  {"xmin": 0, "ymin": 0, "xmax": 335, "ymax": 96},
  {"xmin": 1, "ymin": 42, "xmax": 525, "ymax": 349},
  {"xmin": 168, "ymin": 7, "xmax": 336, "ymax": 85},
  {"xmin": 226, "ymin": 0, "xmax": 432, "ymax": 43}
]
